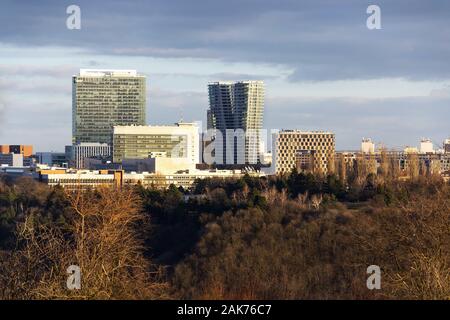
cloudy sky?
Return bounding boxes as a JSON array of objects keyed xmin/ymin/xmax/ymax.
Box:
[{"xmin": 0, "ymin": 0, "xmax": 449, "ymax": 151}]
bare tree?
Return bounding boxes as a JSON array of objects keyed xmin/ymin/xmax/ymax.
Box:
[{"xmin": 1, "ymin": 187, "xmax": 168, "ymax": 300}]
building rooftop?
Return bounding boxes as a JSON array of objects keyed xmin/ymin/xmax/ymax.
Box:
[
  {"xmin": 77, "ymin": 69, "xmax": 140, "ymax": 77},
  {"xmin": 279, "ymin": 130, "xmax": 334, "ymax": 135},
  {"xmin": 208, "ymin": 80, "xmax": 264, "ymax": 85},
  {"xmin": 113, "ymin": 122, "xmax": 199, "ymax": 134}
]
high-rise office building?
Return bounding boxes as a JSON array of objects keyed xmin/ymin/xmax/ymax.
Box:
[
  {"xmin": 271, "ymin": 130, "xmax": 335, "ymax": 175},
  {"xmin": 113, "ymin": 122, "xmax": 199, "ymax": 164},
  {"xmin": 72, "ymin": 69, "xmax": 146, "ymax": 145},
  {"xmin": 207, "ymin": 81, "xmax": 264, "ymax": 165}
]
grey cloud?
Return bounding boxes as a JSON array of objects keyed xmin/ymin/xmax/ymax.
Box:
[
  {"xmin": 207, "ymin": 73, "xmax": 279, "ymax": 81},
  {"xmin": 1, "ymin": 0, "xmax": 450, "ymax": 81},
  {"xmin": 0, "ymin": 64, "xmax": 79, "ymax": 78},
  {"xmin": 148, "ymin": 89, "xmax": 207, "ymax": 124},
  {"xmin": 430, "ymin": 85, "xmax": 450, "ymax": 97},
  {"xmin": 0, "ymin": 98, "xmax": 71, "ymax": 151}
]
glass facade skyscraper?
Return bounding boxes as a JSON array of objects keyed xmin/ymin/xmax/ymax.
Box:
[{"xmin": 72, "ymin": 69, "xmax": 146, "ymax": 145}]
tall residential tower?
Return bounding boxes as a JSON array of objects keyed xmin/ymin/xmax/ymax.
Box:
[
  {"xmin": 207, "ymin": 81, "xmax": 265, "ymax": 165},
  {"xmin": 72, "ymin": 69, "xmax": 146, "ymax": 145}
]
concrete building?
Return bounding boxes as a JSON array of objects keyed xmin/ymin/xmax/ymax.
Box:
[
  {"xmin": 361, "ymin": 138, "xmax": 375, "ymax": 154},
  {"xmin": 271, "ymin": 130, "xmax": 335, "ymax": 175},
  {"xmin": 68, "ymin": 143, "xmax": 112, "ymax": 169},
  {"xmin": 38, "ymin": 168, "xmax": 264, "ymax": 190},
  {"xmin": 0, "ymin": 145, "xmax": 33, "ymax": 157},
  {"xmin": 295, "ymin": 150, "xmax": 316, "ymax": 173},
  {"xmin": 39, "ymin": 170, "xmax": 123, "ymax": 190},
  {"xmin": 0, "ymin": 153, "xmax": 24, "ymax": 167},
  {"xmin": 36, "ymin": 152, "xmax": 67, "ymax": 167},
  {"xmin": 444, "ymin": 139, "xmax": 450, "ymax": 153},
  {"xmin": 84, "ymin": 157, "xmax": 121, "ymax": 171},
  {"xmin": 72, "ymin": 69, "xmax": 146, "ymax": 145},
  {"xmin": 207, "ymin": 81, "xmax": 265, "ymax": 165},
  {"xmin": 0, "ymin": 166, "xmax": 34, "ymax": 180},
  {"xmin": 404, "ymin": 146, "xmax": 419, "ymax": 154},
  {"xmin": 122, "ymin": 157, "xmax": 196, "ymax": 174},
  {"xmin": 420, "ymin": 138, "xmax": 434, "ymax": 154},
  {"xmin": 113, "ymin": 122, "xmax": 199, "ymax": 164},
  {"xmin": 262, "ymin": 151, "xmax": 272, "ymax": 166}
]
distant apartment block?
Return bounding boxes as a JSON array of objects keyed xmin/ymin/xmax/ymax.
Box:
[
  {"xmin": 207, "ymin": 81, "xmax": 265, "ymax": 165},
  {"xmin": 72, "ymin": 69, "xmax": 146, "ymax": 145},
  {"xmin": 113, "ymin": 122, "xmax": 199, "ymax": 164},
  {"xmin": 0, "ymin": 145, "xmax": 33, "ymax": 157},
  {"xmin": 419, "ymin": 138, "xmax": 434, "ymax": 154},
  {"xmin": 272, "ymin": 130, "xmax": 336, "ymax": 175},
  {"xmin": 361, "ymin": 138, "xmax": 375, "ymax": 154},
  {"xmin": 0, "ymin": 153, "xmax": 24, "ymax": 167},
  {"xmin": 444, "ymin": 139, "xmax": 450, "ymax": 153}
]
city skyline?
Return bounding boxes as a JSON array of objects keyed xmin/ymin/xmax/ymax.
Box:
[{"xmin": 1, "ymin": 0, "xmax": 450, "ymax": 151}]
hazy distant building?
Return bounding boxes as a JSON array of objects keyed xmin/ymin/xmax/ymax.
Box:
[
  {"xmin": 113, "ymin": 122, "xmax": 199, "ymax": 164},
  {"xmin": 0, "ymin": 153, "xmax": 24, "ymax": 167},
  {"xmin": 361, "ymin": 138, "xmax": 375, "ymax": 154},
  {"xmin": 0, "ymin": 145, "xmax": 33, "ymax": 157},
  {"xmin": 207, "ymin": 81, "xmax": 265, "ymax": 165},
  {"xmin": 72, "ymin": 69, "xmax": 146, "ymax": 145},
  {"xmin": 271, "ymin": 130, "xmax": 335, "ymax": 175},
  {"xmin": 420, "ymin": 138, "xmax": 434, "ymax": 154},
  {"xmin": 69, "ymin": 143, "xmax": 111, "ymax": 169},
  {"xmin": 444, "ymin": 139, "xmax": 450, "ymax": 153},
  {"xmin": 404, "ymin": 146, "xmax": 419, "ymax": 154},
  {"xmin": 36, "ymin": 152, "xmax": 67, "ymax": 167}
]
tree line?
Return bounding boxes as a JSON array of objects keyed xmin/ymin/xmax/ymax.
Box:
[{"xmin": 0, "ymin": 170, "xmax": 448, "ymax": 299}]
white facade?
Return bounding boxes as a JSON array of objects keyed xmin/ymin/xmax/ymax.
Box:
[
  {"xmin": 361, "ymin": 138, "xmax": 375, "ymax": 154},
  {"xmin": 40, "ymin": 168, "xmax": 265, "ymax": 190},
  {"xmin": 79, "ymin": 69, "xmax": 138, "ymax": 77},
  {"xmin": 71, "ymin": 143, "xmax": 111, "ymax": 169},
  {"xmin": 420, "ymin": 138, "xmax": 434, "ymax": 154}
]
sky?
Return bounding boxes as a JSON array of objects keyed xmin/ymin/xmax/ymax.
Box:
[{"xmin": 0, "ymin": 0, "xmax": 449, "ymax": 152}]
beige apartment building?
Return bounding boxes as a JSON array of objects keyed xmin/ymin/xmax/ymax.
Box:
[{"xmin": 272, "ymin": 130, "xmax": 335, "ymax": 175}]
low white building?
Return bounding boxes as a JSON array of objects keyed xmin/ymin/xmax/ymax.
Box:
[
  {"xmin": 420, "ymin": 138, "xmax": 434, "ymax": 154},
  {"xmin": 361, "ymin": 138, "xmax": 375, "ymax": 154},
  {"xmin": 113, "ymin": 122, "xmax": 199, "ymax": 164},
  {"xmin": 39, "ymin": 168, "xmax": 265, "ymax": 190}
]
